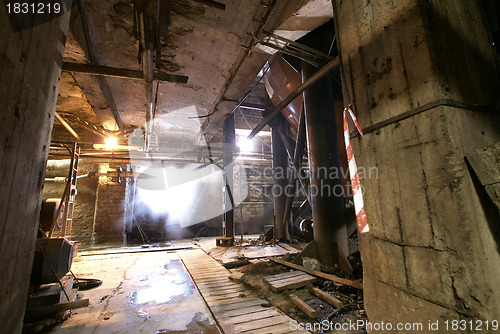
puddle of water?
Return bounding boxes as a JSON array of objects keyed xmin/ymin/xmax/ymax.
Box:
[{"xmin": 129, "ymin": 259, "xmax": 194, "ymax": 305}]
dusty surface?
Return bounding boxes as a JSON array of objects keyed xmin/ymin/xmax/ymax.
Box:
[{"xmin": 47, "ymin": 250, "xmax": 220, "ymax": 334}]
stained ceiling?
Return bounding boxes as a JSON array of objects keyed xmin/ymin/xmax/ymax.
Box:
[{"xmin": 53, "ymin": 0, "xmax": 334, "ymax": 149}]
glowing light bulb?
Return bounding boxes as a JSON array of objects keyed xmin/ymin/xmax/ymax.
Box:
[{"xmin": 104, "ymin": 136, "xmax": 118, "ymax": 150}]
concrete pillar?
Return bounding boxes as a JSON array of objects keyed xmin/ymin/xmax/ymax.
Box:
[
  {"xmin": 0, "ymin": 6, "xmax": 71, "ymax": 333},
  {"xmin": 270, "ymin": 113, "xmax": 289, "ymax": 240},
  {"xmin": 334, "ymin": 0, "xmax": 500, "ymax": 326},
  {"xmin": 302, "ymin": 62, "xmax": 348, "ymax": 267},
  {"xmin": 223, "ymin": 113, "xmax": 235, "ymax": 238}
]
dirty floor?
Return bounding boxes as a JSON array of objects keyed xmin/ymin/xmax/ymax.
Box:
[{"xmin": 49, "ymin": 249, "xmax": 220, "ymax": 334}]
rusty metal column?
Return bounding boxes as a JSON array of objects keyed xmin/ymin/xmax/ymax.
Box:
[
  {"xmin": 223, "ymin": 113, "xmax": 235, "ymax": 238},
  {"xmin": 302, "ymin": 61, "xmax": 348, "ymax": 268},
  {"xmin": 270, "ymin": 112, "xmax": 288, "ymax": 240}
]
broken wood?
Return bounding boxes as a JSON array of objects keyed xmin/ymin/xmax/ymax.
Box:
[
  {"xmin": 268, "ymin": 257, "xmax": 363, "ymax": 290},
  {"xmin": 222, "ymin": 257, "xmax": 249, "ymax": 269},
  {"xmin": 24, "ymin": 298, "xmax": 89, "ymax": 318},
  {"xmin": 228, "ymin": 271, "xmax": 246, "ymax": 282},
  {"xmin": 263, "ymin": 271, "xmax": 317, "ymax": 292},
  {"xmin": 289, "ymin": 294, "xmax": 317, "ymax": 318},
  {"xmin": 309, "ymin": 286, "xmax": 343, "ymax": 308}
]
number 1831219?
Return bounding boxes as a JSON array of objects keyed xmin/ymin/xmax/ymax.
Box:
[{"xmin": 6, "ymin": 2, "xmax": 61, "ymax": 14}]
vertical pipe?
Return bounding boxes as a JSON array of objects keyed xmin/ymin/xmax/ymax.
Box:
[
  {"xmin": 143, "ymin": 49, "xmax": 154, "ymax": 151},
  {"xmin": 302, "ymin": 61, "xmax": 348, "ymax": 267},
  {"xmin": 281, "ymin": 109, "xmax": 306, "ymax": 240},
  {"xmin": 223, "ymin": 113, "xmax": 235, "ymax": 238},
  {"xmin": 270, "ymin": 113, "xmax": 288, "ymax": 240}
]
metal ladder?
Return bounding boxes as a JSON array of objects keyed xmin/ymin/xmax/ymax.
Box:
[{"xmin": 62, "ymin": 143, "xmax": 80, "ymax": 238}]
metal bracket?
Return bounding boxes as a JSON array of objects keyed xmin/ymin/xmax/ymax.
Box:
[{"xmin": 258, "ymin": 31, "xmax": 334, "ymax": 67}]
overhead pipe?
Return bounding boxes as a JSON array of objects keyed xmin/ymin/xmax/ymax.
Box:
[
  {"xmin": 55, "ymin": 112, "xmax": 81, "ymax": 140},
  {"xmin": 248, "ymin": 57, "xmax": 339, "ymax": 140}
]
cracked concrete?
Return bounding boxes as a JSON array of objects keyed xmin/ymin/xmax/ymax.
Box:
[{"xmin": 49, "ymin": 250, "xmax": 219, "ymax": 334}]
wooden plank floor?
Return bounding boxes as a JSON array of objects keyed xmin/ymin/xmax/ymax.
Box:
[
  {"xmin": 179, "ymin": 249, "xmax": 309, "ymax": 334},
  {"xmin": 263, "ymin": 271, "xmax": 317, "ymax": 292}
]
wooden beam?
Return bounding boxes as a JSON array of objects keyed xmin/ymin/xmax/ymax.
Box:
[
  {"xmin": 193, "ymin": 0, "xmax": 226, "ymax": 10},
  {"xmin": 289, "ymin": 294, "xmax": 317, "ymax": 318},
  {"xmin": 309, "ymin": 286, "xmax": 342, "ymax": 308},
  {"xmin": 63, "ymin": 62, "xmax": 189, "ymax": 83},
  {"xmin": 268, "ymin": 257, "xmax": 363, "ymax": 290},
  {"xmin": 75, "ymin": 0, "xmax": 123, "ymax": 129}
]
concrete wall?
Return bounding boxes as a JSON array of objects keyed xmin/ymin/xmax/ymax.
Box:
[
  {"xmin": 335, "ymin": 0, "xmax": 500, "ymax": 330},
  {"xmin": 0, "ymin": 6, "xmax": 71, "ymax": 333}
]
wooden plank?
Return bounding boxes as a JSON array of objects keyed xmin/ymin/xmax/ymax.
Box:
[
  {"xmin": 266, "ymin": 274, "xmax": 314, "ymax": 287},
  {"xmin": 233, "ymin": 315, "xmax": 290, "ymax": 333},
  {"xmin": 310, "ymin": 286, "xmax": 342, "ymax": 308},
  {"xmin": 221, "ymin": 309, "xmax": 279, "ymax": 325},
  {"xmin": 263, "ymin": 271, "xmax": 316, "ymax": 292},
  {"xmin": 210, "ymin": 299, "xmax": 263, "ymax": 312},
  {"xmin": 263, "ymin": 270, "xmax": 304, "ymax": 282},
  {"xmin": 270, "ymin": 278, "xmax": 316, "ymax": 291},
  {"xmin": 179, "ymin": 249, "xmax": 310, "ymax": 334},
  {"xmin": 204, "ymin": 292, "xmax": 249, "ymax": 302},
  {"xmin": 269, "ymin": 257, "xmax": 363, "ymax": 290},
  {"xmin": 197, "ymin": 282, "xmax": 236, "ymax": 288},
  {"xmin": 249, "ymin": 322, "xmax": 298, "ymax": 334},
  {"xmin": 289, "ymin": 294, "xmax": 317, "ymax": 319},
  {"xmin": 24, "ymin": 298, "xmax": 89, "ymax": 318},
  {"xmin": 207, "ymin": 288, "xmax": 247, "ymax": 296},
  {"xmin": 218, "ymin": 305, "xmax": 271, "ymax": 318},
  {"xmin": 278, "ymin": 243, "xmax": 301, "ymax": 253}
]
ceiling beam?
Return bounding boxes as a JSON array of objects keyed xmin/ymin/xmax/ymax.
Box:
[{"xmin": 63, "ymin": 62, "xmax": 189, "ymax": 84}]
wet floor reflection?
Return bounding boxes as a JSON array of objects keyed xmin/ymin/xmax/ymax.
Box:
[{"xmin": 129, "ymin": 259, "xmax": 194, "ymax": 305}]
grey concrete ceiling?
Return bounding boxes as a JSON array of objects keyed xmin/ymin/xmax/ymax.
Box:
[{"xmin": 56, "ymin": 0, "xmax": 333, "ymax": 145}]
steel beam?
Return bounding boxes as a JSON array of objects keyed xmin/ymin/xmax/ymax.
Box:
[
  {"xmin": 281, "ymin": 109, "xmax": 306, "ymax": 240},
  {"xmin": 270, "ymin": 112, "xmax": 289, "ymax": 240},
  {"xmin": 223, "ymin": 113, "xmax": 235, "ymax": 238}
]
